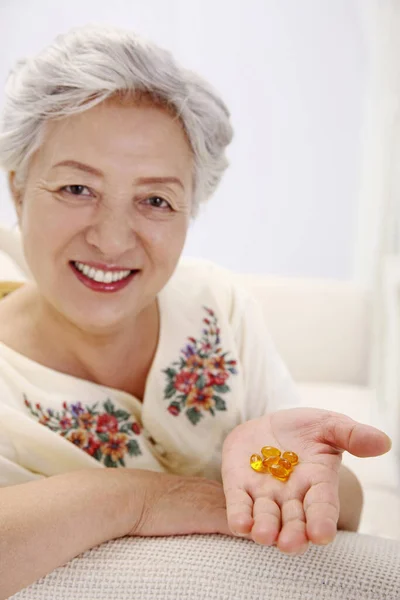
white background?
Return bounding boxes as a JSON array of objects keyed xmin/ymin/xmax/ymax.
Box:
[{"xmin": 0, "ymin": 0, "xmax": 368, "ymax": 279}]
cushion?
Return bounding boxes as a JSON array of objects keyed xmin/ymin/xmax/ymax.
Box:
[
  {"xmin": 9, "ymin": 532, "xmax": 400, "ymax": 600},
  {"xmin": 236, "ymin": 273, "xmax": 370, "ymax": 386},
  {"xmin": 0, "ymin": 281, "xmax": 24, "ymax": 300}
]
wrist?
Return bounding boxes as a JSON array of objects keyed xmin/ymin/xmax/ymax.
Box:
[{"xmin": 106, "ymin": 468, "xmax": 142, "ymax": 538}]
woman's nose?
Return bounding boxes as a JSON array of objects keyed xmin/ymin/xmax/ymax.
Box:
[{"xmin": 85, "ymin": 205, "xmax": 137, "ymax": 260}]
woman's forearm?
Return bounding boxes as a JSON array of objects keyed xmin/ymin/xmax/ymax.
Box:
[{"xmin": 0, "ymin": 469, "xmax": 138, "ymax": 599}]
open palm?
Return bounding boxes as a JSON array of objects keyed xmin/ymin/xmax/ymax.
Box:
[{"xmin": 221, "ymin": 408, "xmax": 391, "ymax": 553}]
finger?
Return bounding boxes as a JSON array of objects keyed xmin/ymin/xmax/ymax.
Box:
[
  {"xmin": 304, "ymin": 481, "xmax": 339, "ymax": 545},
  {"xmin": 320, "ymin": 413, "xmax": 392, "ymax": 458},
  {"xmin": 251, "ymin": 495, "xmax": 281, "ymax": 546},
  {"xmin": 277, "ymin": 498, "xmax": 309, "ymax": 554},
  {"xmin": 224, "ymin": 486, "xmax": 254, "ymax": 535}
]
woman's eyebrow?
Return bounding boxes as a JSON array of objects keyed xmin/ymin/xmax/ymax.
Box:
[
  {"xmin": 50, "ymin": 161, "xmax": 184, "ymax": 189},
  {"xmin": 136, "ymin": 176, "xmax": 184, "ymax": 190},
  {"xmin": 51, "ymin": 160, "xmax": 103, "ymax": 177}
]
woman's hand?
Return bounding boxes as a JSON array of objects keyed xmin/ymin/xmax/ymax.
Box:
[
  {"xmin": 221, "ymin": 408, "xmax": 391, "ymax": 553},
  {"xmin": 126, "ymin": 470, "xmax": 232, "ymax": 538}
]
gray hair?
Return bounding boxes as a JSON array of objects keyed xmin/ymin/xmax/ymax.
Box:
[{"xmin": 0, "ymin": 25, "xmax": 233, "ymax": 216}]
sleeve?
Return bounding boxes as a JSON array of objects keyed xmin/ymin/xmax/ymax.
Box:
[
  {"xmin": 0, "ymin": 378, "xmax": 44, "ymax": 488},
  {"xmin": 0, "ymin": 423, "xmax": 44, "ymax": 487},
  {"xmin": 230, "ymin": 280, "xmax": 302, "ymax": 422}
]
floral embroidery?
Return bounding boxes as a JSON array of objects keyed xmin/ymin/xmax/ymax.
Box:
[
  {"xmin": 23, "ymin": 396, "xmax": 142, "ymax": 467},
  {"xmin": 162, "ymin": 307, "xmax": 238, "ymax": 425}
]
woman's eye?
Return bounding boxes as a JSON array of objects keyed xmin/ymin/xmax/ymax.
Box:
[
  {"xmin": 144, "ymin": 196, "xmax": 172, "ymax": 210},
  {"xmin": 60, "ymin": 185, "xmax": 92, "ymax": 197}
]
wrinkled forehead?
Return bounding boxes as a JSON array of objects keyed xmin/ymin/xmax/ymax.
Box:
[{"xmin": 29, "ymin": 94, "xmax": 194, "ymax": 185}]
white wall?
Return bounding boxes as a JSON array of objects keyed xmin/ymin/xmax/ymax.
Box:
[{"xmin": 0, "ymin": 0, "xmax": 367, "ymax": 279}]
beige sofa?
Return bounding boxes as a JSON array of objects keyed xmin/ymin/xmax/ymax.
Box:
[{"xmin": 1, "ymin": 227, "xmax": 399, "ymax": 599}]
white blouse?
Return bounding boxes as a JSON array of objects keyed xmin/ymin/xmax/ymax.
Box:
[{"xmin": 0, "ymin": 259, "xmax": 300, "ymax": 487}]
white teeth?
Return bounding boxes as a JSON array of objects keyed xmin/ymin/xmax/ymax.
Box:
[{"xmin": 73, "ymin": 262, "xmax": 132, "ymax": 283}]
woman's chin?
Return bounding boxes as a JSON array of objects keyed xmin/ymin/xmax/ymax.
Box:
[{"xmin": 59, "ymin": 304, "xmax": 138, "ymax": 336}]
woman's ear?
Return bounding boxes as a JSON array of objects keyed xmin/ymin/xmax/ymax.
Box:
[{"xmin": 8, "ymin": 171, "xmax": 23, "ymax": 221}]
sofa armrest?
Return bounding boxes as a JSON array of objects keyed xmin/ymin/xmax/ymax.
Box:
[
  {"xmin": 234, "ymin": 273, "xmax": 371, "ymax": 386},
  {"xmin": 9, "ymin": 532, "xmax": 400, "ymax": 600}
]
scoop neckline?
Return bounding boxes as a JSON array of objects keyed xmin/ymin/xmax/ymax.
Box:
[{"xmin": 0, "ymin": 291, "xmax": 165, "ymax": 412}]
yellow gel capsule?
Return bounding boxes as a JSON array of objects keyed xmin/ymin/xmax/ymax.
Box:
[
  {"xmin": 282, "ymin": 451, "xmax": 299, "ymax": 466},
  {"xmin": 278, "ymin": 458, "xmax": 293, "ymax": 472},
  {"xmin": 272, "ymin": 474, "xmax": 289, "ymax": 482},
  {"xmin": 250, "ymin": 454, "xmax": 265, "ymax": 473},
  {"xmin": 270, "ymin": 463, "xmax": 290, "ymax": 480},
  {"xmin": 261, "ymin": 446, "xmax": 281, "ymax": 459},
  {"xmin": 262, "ymin": 456, "xmax": 279, "ymax": 471}
]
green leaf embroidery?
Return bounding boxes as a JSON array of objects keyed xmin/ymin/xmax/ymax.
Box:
[
  {"xmin": 119, "ymin": 424, "xmax": 132, "ymax": 434},
  {"xmin": 93, "ymin": 449, "xmax": 102, "ymax": 461},
  {"xmin": 165, "ymin": 383, "xmax": 176, "ymax": 399},
  {"xmin": 103, "ymin": 399, "xmax": 115, "ymax": 415},
  {"xmin": 127, "ymin": 439, "xmax": 141, "ymax": 456},
  {"xmin": 213, "ymin": 396, "xmax": 227, "ymax": 411},
  {"xmin": 213, "ymin": 384, "xmax": 230, "ymax": 394},
  {"xmin": 114, "ymin": 409, "xmax": 131, "ymax": 420},
  {"xmin": 186, "ymin": 407, "xmax": 202, "ymax": 425},
  {"xmin": 104, "ymin": 454, "xmax": 117, "ymax": 468},
  {"xmin": 196, "ymin": 374, "xmax": 206, "ymax": 389},
  {"xmin": 164, "ymin": 368, "xmax": 177, "ymax": 378}
]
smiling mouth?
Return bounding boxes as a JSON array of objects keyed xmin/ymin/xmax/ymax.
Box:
[{"xmin": 70, "ymin": 260, "xmax": 138, "ymax": 284}]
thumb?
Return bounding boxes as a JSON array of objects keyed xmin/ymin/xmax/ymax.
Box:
[{"xmin": 321, "ymin": 413, "xmax": 392, "ymax": 458}]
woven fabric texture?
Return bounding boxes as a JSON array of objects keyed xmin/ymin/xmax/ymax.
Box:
[{"xmin": 9, "ymin": 531, "xmax": 400, "ymax": 600}]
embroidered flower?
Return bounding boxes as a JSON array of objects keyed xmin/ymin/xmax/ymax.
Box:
[
  {"xmin": 167, "ymin": 404, "xmax": 181, "ymax": 416},
  {"xmin": 185, "ymin": 354, "xmax": 204, "ymax": 370},
  {"xmin": 205, "ymin": 370, "xmax": 229, "ymax": 387},
  {"xmin": 67, "ymin": 429, "xmax": 89, "ymax": 448},
  {"xmin": 174, "ymin": 370, "xmax": 199, "ymax": 394},
  {"xmin": 131, "ymin": 422, "xmax": 141, "ymax": 435},
  {"xmin": 96, "ymin": 413, "xmax": 119, "ymax": 434},
  {"xmin": 23, "ymin": 395, "xmax": 142, "ymax": 467},
  {"xmin": 86, "ymin": 435, "xmax": 101, "ymax": 457},
  {"xmin": 78, "ymin": 412, "xmax": 96, "ymax": 430},
  {"xmin": 162, "ymin": 306, "xmax": 238, "ymax": 425},
  {"xmin": 70, "ymin": 402, "xmax": 85, "ymax": 417},
  {"xmin": 59, "ymin": 416, "xmax": 72, "ymax": 430},
  {"xmin": 100, "ymin": 432, "xmax": 129, "ymax": 463},
  {"xmin": 206, "ymin": 355, "xmax": 227, "ymax": 371},
  {"xmin": 186, "ymin": 386, "xmax": 214, "ymax": 410}
]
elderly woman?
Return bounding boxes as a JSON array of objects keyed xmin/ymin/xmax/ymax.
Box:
[{"xmin": 0, "ymin": 25, "xmax": 391, "ymax": 598}]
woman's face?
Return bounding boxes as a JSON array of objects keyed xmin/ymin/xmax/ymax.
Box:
[{"xmin": 12, "ymin": 97, "xmax": 193, "ymax": 333}]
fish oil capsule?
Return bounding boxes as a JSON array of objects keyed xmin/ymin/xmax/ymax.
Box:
[
  {"xmin": 262, "ymin": 456, "xmax": 279, "ymax": 471},
  {"xmin": 261, "ymin": 446, "xmax": 281, "ymax": 459},
  {"xmin": 278, "ymin": 457, "xmax": 293, "ymax": 472},
  {"xmin": 270, "ymin": 463, "xmax": 290, "ymax": 481},
  {"xmin": 250, "ymin": 454, "xmax": 265, "ymax": 472},
  {"xmin": 282, "ymin": 451, "xmax": 298, "ymax": 466}
]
